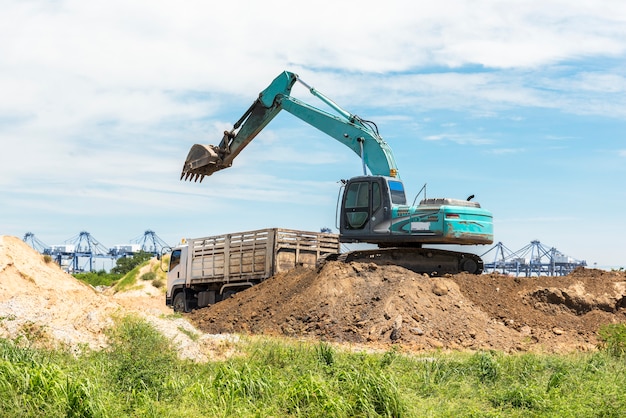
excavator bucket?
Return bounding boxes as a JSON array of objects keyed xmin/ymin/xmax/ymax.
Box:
[{"xmin": 180, "ymin": 143, "xmax": 223, "ymax": 182}]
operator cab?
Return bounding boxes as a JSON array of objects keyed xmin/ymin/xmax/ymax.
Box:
[
  {"xmin": 339, "ymin": 176, "xmax": 494, "ymax": 246},
  {"xmin": 339, "ymin": 176, "xmax": 401, "ymax": 242}
]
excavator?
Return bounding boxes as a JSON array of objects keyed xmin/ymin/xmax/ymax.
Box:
[{"xmin": 180, "ymin": 71, "xmax": 493, "ymax": 275}]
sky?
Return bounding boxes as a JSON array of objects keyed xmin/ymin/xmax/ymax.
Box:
[{"xmin": 1, "ymin": 0, "xmax": 625, "ymax": 269}]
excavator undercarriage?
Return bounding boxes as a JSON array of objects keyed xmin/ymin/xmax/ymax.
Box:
[{"xmin": 317, "ymin": 247, "xmax": 483, "ymax": 276}]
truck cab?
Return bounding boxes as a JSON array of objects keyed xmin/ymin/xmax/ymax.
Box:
[{"xmin": 165, "ymin": 244, "xmax": 189, "ymax": 311}]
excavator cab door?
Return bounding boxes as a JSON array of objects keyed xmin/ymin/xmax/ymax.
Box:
[
  {"xmin": 339, "ymin": 177, "xmax": 389, "ymax": 240},
  {"xmin": 344, "ymin": 181, "xmax": 370, "ymax": 229}
]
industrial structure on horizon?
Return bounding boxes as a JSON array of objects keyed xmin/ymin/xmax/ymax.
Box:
[
  {"xmin": 23, "ymin": 230, "xmax": 170, "ymax": 272},
  {"xmin": 480, "ymin": 240, "xmax": 587, "ymax": 276},
  {"xmin": 23, "ymin": 230, "xmax": 586, "ymax": 276}
]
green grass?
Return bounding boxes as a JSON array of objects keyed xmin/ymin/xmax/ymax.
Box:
[
  {"xmin": 598, "ymin": 323, "xmax": 626, "ymax": 358},
  {"xmin": 112, "ymin": 264, "xmax": 143, "ymax": 292},
  {"xmin": 73, "ymin": 270, "xmax": 121, "ymax": 287},
  {"xmin": 1, "ymin": 318, "xmax": 626, "ymax": 417}
]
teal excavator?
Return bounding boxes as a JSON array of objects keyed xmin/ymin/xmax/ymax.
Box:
[{"xmin": 181, "ymin": 71, "xmax": 493, "ymax": 275}]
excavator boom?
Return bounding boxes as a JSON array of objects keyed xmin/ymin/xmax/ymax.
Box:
[{"xmin": 181, "ymin": 71, "xmax": 398, "ymax": 182}]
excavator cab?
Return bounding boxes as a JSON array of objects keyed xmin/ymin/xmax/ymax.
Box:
[
  {"xmin": 340, "ymin": 176, "xmax": 402, "ymax": 242},
  {"xmin": 339, "ymin": 176, "xmax": 493, "ymax": 247}
]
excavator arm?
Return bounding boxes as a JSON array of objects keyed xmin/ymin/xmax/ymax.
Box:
[
  {"xmin": 181, "ymin": 71, "xmax": 494, "ymax": 275},
  {"xmin": 181, "ymin": 71, "xmax": 399, "ymax": 182}
]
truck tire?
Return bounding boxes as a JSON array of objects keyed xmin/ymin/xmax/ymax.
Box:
[
  {"xmin": 222, "ymin": 290, "xmax": 236, "ymax": 300},
  {"xmin": 173, "ymin": 291, "xmax": 188, "ymax": 313}
]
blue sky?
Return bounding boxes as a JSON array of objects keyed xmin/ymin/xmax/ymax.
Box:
[{"xmin": 1, "ymin": 0, "xmax": 625, "ymax": 268}]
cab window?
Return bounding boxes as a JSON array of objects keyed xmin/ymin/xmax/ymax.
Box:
[
  {"xmin": 345, "ymin": 181, "xmax": 369, "ymax": 208},
  {"xmin": 169, "ymin": 249, "xmax": 181, "ymax": 270},
  {"xmin": 344, "ymin": 181, "xmax": 369, "ymax": 229},
  {"xmin": 372, "ymin": 182, "xmax": 381, "ymax": 212},
  {"xmin": 388, "ymin": 180, "xmax": 407, "ymax": 205}
]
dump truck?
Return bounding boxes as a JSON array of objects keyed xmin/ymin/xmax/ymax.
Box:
[{"xmin": 165, "ymin": 228, "xmax": 340, "ymax": 312}]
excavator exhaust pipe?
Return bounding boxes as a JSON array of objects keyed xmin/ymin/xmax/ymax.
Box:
[{"xmin": 180, "ymin": 143, "xmax": 224, "ymax": 182}]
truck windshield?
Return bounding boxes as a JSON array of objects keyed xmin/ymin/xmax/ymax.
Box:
[
  {"xmin": 388, "ymin": 180, "xmax": 406, "ymax": 205},
  {"xmin": 170, "ymin": 249, "xmax": 181, "ymax": 270}
]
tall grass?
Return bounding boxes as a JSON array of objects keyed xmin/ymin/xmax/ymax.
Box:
[
  {"xmin": 598, "ymin": 323, "xmax": 626, "ymax": 358},
  {"xmin": 0, "ymin": 339, "xmax": 106, "ymax": 417},
  {"xmin": 1, "ymin": 318, "xmax": 626, "ymax": 417}
]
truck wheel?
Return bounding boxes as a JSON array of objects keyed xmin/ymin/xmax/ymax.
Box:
[{"xmin": 173, "ymin": 292, "xmax": 188, "ymax": 313}]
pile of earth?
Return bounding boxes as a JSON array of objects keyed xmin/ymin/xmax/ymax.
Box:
[
  {"xmin": 2, "ymin": 233, "xmax": 625, "ymax": 356},
  {"xmin": 189, "ymin": 261, "xmax": 626, "ymax": 353},
  {"xmin": 0, "ymin": 235, "xmax": 236, "ymax": 361}
]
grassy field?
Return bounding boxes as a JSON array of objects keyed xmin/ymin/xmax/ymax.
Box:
[{"xmin": 1, "ymin": 315, "xmax": 625, "ymax": 417}]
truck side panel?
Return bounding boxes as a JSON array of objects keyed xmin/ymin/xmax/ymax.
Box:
[
  {"xmin": 188, "ymin": 228, "xmax": 339, "ymax": 285},
  {"xmin": 274, "ymin": 229, "xmax": 340, "ymax": 272}
]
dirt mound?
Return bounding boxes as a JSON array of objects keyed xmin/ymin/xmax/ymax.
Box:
[
  {"xmin": 0, "ymin": 235, "xmax": 119, "ymax": 351},
  {"xmin": 3, "ymin": 233, "xmax": 626, "ymax": 356},
  {"xmin": 452, "ymin": 270, "xmax": 626, "ymax": 352},
  {"xmin": 0, "ymin": 235, "xmax": 232, "ymax": 361},
  {"xmin": 189, "ymin": 262, "xmax": 626, "ymax": 353}
]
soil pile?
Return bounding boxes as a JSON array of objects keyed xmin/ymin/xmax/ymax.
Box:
[
  {"xmin": 2, "ymin": 234, "xmax": 625, "ymax": 355},
  {"xmin": 0, "ymin": 235, "xmax": 118, "ymax": 351},
  {"xmin": 0, "ymin": 236, "xmax": 233, "ymax": 361},
  {"xmin": 189, "ymin": 262, "xmax": 626, "ymax": 353}
]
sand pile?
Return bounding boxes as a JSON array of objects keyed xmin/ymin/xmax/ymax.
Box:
[{"xmin": 0, "ymin": 235, "xmax": 232, "ymax": 360}]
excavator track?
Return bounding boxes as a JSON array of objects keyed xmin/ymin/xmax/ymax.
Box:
[{"xmin": 319, "ymin": 247, "xmax": 483, "ymax": 276}]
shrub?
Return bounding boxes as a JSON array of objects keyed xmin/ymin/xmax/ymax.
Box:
[
  {"xmin": 0, "ymin": 340, "xmax": 106, "ymax": 417},
  {"xmin": 469, "ymin": 351, "xmax": 499, "ymax": 383},
  {"xmin": 213, "ymin": 362, "xmax": 272, "ymax": 401},
  {"xmin": 111, "ymin": 251, "xmax": 153, "ymax": 275},
  {"xmin": 316, "ymin": 342, "xmax": 335, "ymax": 367},
  {"xmin": 598, "ymin": 323, "xmax": 626, "ymax": 357},
  {"xmin": 113, "ymin": 265, "xmax": 141, "ymax": 292},
  {"xmin": 73, "ymin": 270, "xmax": 120, "ymax": 287},
  {"xmin": 140, "ymin": 271, "xmax": 157, "ymax": 281}
]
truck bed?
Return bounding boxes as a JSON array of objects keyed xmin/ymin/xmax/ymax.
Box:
[{"xmin": 187, "ymin": 228, "xmax": 340, "ymax": 285}]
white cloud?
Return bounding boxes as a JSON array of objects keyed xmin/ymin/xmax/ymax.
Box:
[{"xmin": 1, "ymin": 0, "xmax": 625, "ymax": 266}]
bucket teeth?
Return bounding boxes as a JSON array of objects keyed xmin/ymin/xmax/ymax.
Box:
[{"xmin": 180, "ymin": 169, "xmax": 207, "ymax": 183}]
